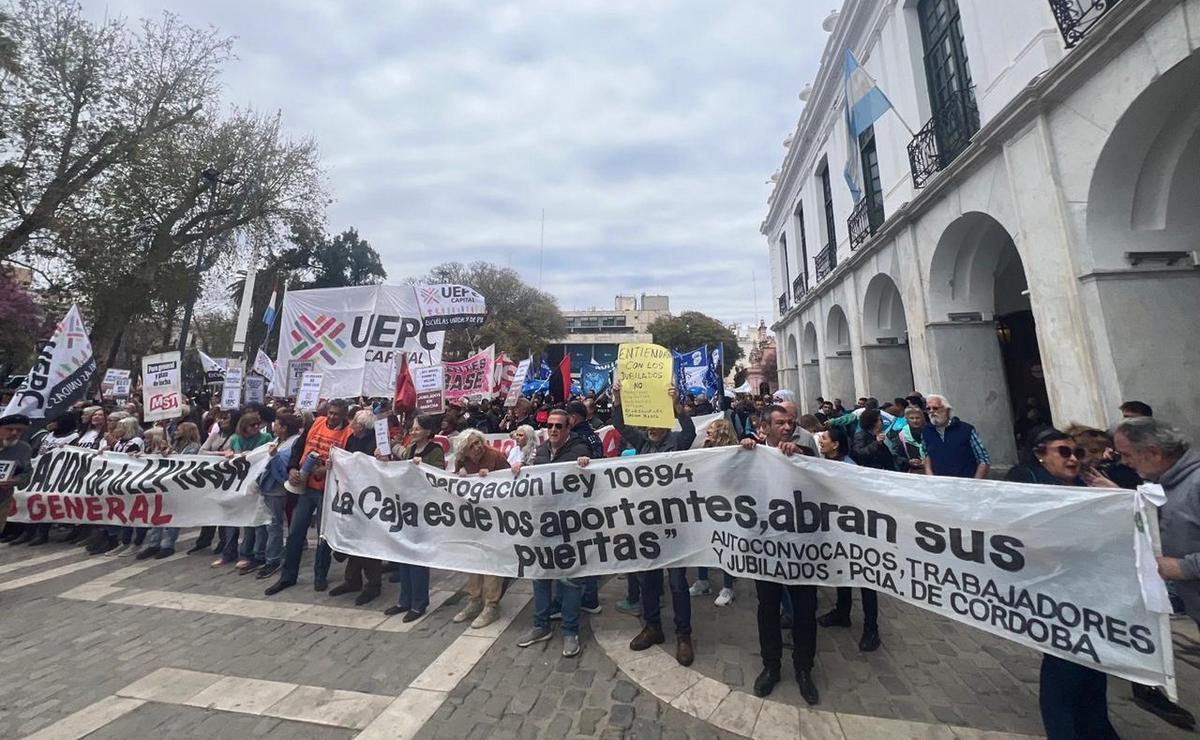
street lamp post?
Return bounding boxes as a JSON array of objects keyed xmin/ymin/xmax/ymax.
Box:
[{"xmin": 176, "ymin": 167, "xmax": 240, "ymax": 355}]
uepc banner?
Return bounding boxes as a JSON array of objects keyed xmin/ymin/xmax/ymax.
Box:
[
  {"xmin": 277, "ymin": 285, "xmax": 446, "ymax": 398},
  {"xmin": 9, "ymin": 445, "xmax": 274, "ymax": 527},
  {"xmin": 325, "ymin": 445, "xmax": 1175, "ymax": 692}
]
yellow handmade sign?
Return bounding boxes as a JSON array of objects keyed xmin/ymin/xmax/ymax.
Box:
[{"xmin": 617, "ymin": 343, "xmax": 674, "ymax": 428}]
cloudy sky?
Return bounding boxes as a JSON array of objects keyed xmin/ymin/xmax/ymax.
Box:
[{"xmin": 86, "ymin": 0, "xmax": 831, "ymax": 328}]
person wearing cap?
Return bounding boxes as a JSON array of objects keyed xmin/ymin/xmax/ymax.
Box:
[{"xmin": 0, "ymin": 414, "xmax": 33, "ymax": 539}]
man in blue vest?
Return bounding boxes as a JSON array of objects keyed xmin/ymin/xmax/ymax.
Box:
[{"xmin": 922, "ymin": 394, "xmax": 990, "ymax": 479}]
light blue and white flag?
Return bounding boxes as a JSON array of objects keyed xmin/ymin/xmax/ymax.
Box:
[{"xmin": 843, "ymin": 49, "xmax": 894, "ymax": 201}]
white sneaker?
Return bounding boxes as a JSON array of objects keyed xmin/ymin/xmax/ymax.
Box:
[
  {"xmin": 107, "ymin": 543, "xmax": 129, "ymax": 557},
  {"xmin": 688, "ymin": 579, "xmax": 711, "ymax": 597},
  {"xmin": 453, "ymin": 600, "xmax": 483, "ymax": 624},
  {"xmin": 714, "ymin": 587, "xmax": 735, "ymax": 607}
]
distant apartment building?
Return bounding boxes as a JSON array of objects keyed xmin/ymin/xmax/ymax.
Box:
[{"xmin": 548, "ymin": 294, "xmax": 671, "ymax": 369}]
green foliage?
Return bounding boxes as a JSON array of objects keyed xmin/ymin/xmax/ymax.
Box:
[
  {"xmin": 419, "ymin": 261, "xmax": 565, "ymax": 361},
  {"xmin": 648, "ymin": 311, "xmax": 744, "ymax": 364}
]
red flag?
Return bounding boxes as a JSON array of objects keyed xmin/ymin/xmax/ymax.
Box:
[
  {"xmin": 395, "ymin": 353, "xmax": 416, "ymax": 413},
  {"xmin": 493, "ymin": 352, "xmax": 517, "ymax": 397},
  {"xmin": 550, "ymin": 354, "xmax": 571, "ymax": 403}
]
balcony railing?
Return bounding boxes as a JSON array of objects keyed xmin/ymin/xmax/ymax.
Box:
[
  {"xmin": 792, "ymin": 273, "xmax": 809, "ymax": 303},
  {"xmin": 907, "ymin": 86, "xmax": 981, "ymax": 189},
  {"xmin": 777, "ymin": 292, "xmax": 788, "ymax": 315},
  {"xmin": 815, "ymin": 241, "xmax": 837, "ymax": 282},
  {"xmin": 1049, "ymin": 0, "xmax": 1122, "ymax": 48},
  {"xmin": 848, "ymin": 197, "xmax": 885, "ymax": 251}
]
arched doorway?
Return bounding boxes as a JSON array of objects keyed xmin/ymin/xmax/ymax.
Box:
[
  {"xmin": 861, "ymin": 273, "xmax": 914, "ymax": 402},
  {"xmin": 801, "ymin": 322, "xmax": 820, "ymax": 409},
  {"xmin": 1084, "ymin": 51, "xmax": 1200, "ymax": 432},
  {"xmin": 824, "ymin": 305, "xmax": 855, "ymax": 409},
  {"xmin": 926, "ymin": 212, "xmax": 1044, "ymax": 464}
]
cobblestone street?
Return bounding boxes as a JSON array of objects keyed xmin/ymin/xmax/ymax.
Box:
[{"xmin": 1, "ymin": 533, "xmax": 1196, "ymax": 739}]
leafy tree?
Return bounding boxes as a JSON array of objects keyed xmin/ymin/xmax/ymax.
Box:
[
  {"xmin": 0, "ymin": 266, "xmax": 44, "ymax": 374},
  {"xmin": 0, "ymin": 1, "xmax": 232, "ymax": 257},
  {"xmin": 418, "ymin": 261, "xmax": 565, "ymax": 361},
  {"xmin": 648, "ymin": 311, "xmax": 744, "ymax": 363}
]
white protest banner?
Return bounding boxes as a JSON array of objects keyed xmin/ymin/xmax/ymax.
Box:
[
  {"xmin": 198, "ymin": 350, "xmax": 227, "ymax": 383},
  {"xmin": 414, "ymin": 283, "xmax": 488, "ymax": 330},
  {"xmin": 141, "ymin": 351, "xmax": 183, "ymax": 422},
  {"xmin": 3, "ymin": 304, "xmax": 98, "ymax": 419},
  {"xmin": 325, "ymin": 445, "xmax": 1175, "ymax": 693},
  {"xmin": 243, "ymin": 376, "xmax": 265, "ymax": 405},
  {"xmin": 277, "ymin": 285, "xmax": 445, "ymax": 399},
  {"xmin": 296, "ymin": 372, "xmax": 323, "ymax": 412},
  {"xmin": 101, "ymin": 369, "xmax": 131, "ymax": 400},
  {"xmin": 505, "ymin": 359, "xmax": 531, "ymax": 407},
  {"xmin": 287, "ymin": 360, "xmax": 314, "ymax": 397},
  {"xmin": 12, "ymin": 444, "xmax": 274, "ymax": 527},
  {"xmin": 413, "ymin": 365, "xmax": 444, "ymax": 414},
  {"xmin": 221, "ymin": 367, "xmax": 244, "ymax": 409},
  {"xmin": 444, "ymin": 345, "xmax": 493, "ymax": 402},
  {"xmin": 374, "ymin": 418, "xmax": 391, "ymax": 456},
  {"xmin": 252, "ymin": 348, "xmax": 276, "ymax": 385}
]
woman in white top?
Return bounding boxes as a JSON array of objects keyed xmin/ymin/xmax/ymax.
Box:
[
  {"xmin": 76, "ymin": 409, "xmax": 107, "ymax": 449},
  {"xmin": 507, "ymin": 424, "xmax": 538, "ymax": 469}
]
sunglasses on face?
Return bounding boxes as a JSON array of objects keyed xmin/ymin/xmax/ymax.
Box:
[
  {"xmin": 1047, "ymin": 445, "xmax": 1085, "ymax": 460},
  {"xmin": 546, "ymin": 422, "xmax": 566, "ymax": 430}
]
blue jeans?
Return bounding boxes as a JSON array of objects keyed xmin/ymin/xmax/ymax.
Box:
[
  {"xmin": 218, "ymin": 526, "xmax": 240, "ymax": 563},
  {"xmin": 640, "ymin": 568, "xmax": 691, "ymax": 636},
  {"xmin": 581, "ymin": 576, "xmax": 599, "ymax": 609},
  {"xmin": 534, "ymin": 578, "xmax": 583, "ymax": 634},
  {"xmin": 396, "ymin": 564, "xmax": 430, "ymax": 611},
  {"xmin": 145, "ymin": 527, "xmax": 179, "ymax": 549},
  {"xmin": 239, "ymin": 525, "xmax": 267, "ymax": 562},
  {"xmin": 1039, "ymin": 654, "xmax": 1119, "ymax": 739},
  {"xmin": 119, "ymin": 527, "xmax": 146, "ymax": 546},
  {"xmin": 262, "ymin": 496, "xmax": 286, "ymax": 566},
  {"xmin": 280, "ymin": 487, "xmax": 331, "ymax": 584},
  {"xmin": 696, "ymin": 567, "xmax": 735, "ymax": 588},
  {"xmin": 626, "ymin": 571, "xmax": 642, "ymax": 603}
]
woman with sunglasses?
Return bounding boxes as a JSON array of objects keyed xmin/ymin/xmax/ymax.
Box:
[{"xmin": 1006, "ymin": 428, "xmax": 1121, "ymax": 740}]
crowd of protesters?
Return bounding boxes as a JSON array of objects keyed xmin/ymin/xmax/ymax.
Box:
[{"xmin": 0, "ymin": 379, "xmax": 1195, "ymax": 739}]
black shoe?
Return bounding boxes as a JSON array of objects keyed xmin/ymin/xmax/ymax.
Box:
[
  {"xmin": 0, "ymin": 532, "xmax": 16, "ymax": 543},
  {"xmin": 135, "ymin": 547, "xmax": 160, "ymax": 560},
  {"xmin": 328, "ymin": 582, "xmax": 360, "ymax": 597},
  {"xmin": 186, "ymin": 542, "xmax": 211, "ymax": 555},
  {"xmin": 96, "ymin": 536, "xmax": 119, "ymax": 555},
  {"xmin": 629, "ymin": 625, "xmax": 666, "ymax": 651},
  {"xmin": 256, "ymin": 563, "xmax": 281, "ymax": 580},
  {"xmin": 313, "ymin": 578, "xmax": 328, "ymax": 592},
  {"xmin": 154, "ymin": 548, "xmax": 175, "ymax": 559},
  {"xmin": 816, "ymin": 609, "xmax": 852, "ymax": 628},
  {"xmin": 402, "ymin": 608, "xmax": 425, "ymax": 623},
  {"xmin": 753, "ymin": 668, "xmax": 781, "ymax": 698},
  {"xmin": 8, "ymin": 531, "xmax": 32, "ymax": 546},
  {"xmin": 265, "ymin": 580, "xmax": 296, "ymax": 596},
  {"xmin": 859, "ymin": 628, "xmax": 881, "ymax": 652},
  {"xmin": 27, "ymin": 535, "xmax": 49, "ymax": 547},
  {"xmin": 1132, "ymin": 684, "xmax": 1196, "ymax": 730},
  {"xmin": 354, "ymin": 590, "xmax": 380, "ymax": 606},
  {"xmin": 796, "ymin": 670, "xmax": 819, "ymax": 705},
  {"xmin": 384, "ymin": 605, "xmax": 410, "ymax": 617}
]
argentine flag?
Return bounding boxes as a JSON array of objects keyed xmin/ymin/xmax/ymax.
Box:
[
  {"xmin": 843, "ymin": 49, "xmax": 894, "ymax": 202},
  {"xmin": 262, "ymin": 286, "xmax": 278, "ymax": 332}
]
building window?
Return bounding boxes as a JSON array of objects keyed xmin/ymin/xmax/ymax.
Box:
[
  {"xmin": 860, "ymin": 126, "xmax": 884, "ymax": 225},
  {"xmin": 819, "ymin": 164, "xmax": 835, "ymax": 247},
  {"xmin": 794, "ymin": 202, "xmax": 809, "ymax": 279},
  {"xmin": 780, "ymin": 232, "xmax": 790, "ymax": 288},
  {"xmin": 918, "ymin": 0, "xmax": 972, "ymax": 109}
]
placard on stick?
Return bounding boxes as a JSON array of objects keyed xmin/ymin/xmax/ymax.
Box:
[{"xmin": 616, "ymin": 343, "xmax": 674, "ymax": 428}]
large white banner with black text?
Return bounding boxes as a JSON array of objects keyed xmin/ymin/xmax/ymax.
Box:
[{"xmin": 324, "ymin": 445, "xmax": 1175, "ymax": 692}]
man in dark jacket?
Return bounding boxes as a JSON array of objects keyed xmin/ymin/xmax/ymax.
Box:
[
  {"xmin": 0, "ymin": 414, "xmax": 33, "ymax": 539},
  {"xmin": 612, "ymin": 382, "xmax": 698, "ymax": 666},
  {"xmin": 567, "ymin": 400, "xmax": 604, "ymax": 458},
  {"xmin": 851, "ymin": 408, "xmax": 896, "ymax": 472},
  {"xmin": 516, "ymin": 408, "xmax": 594, "ymax": 659},
  {"xmin": 923, "ymin": 394, "xmax": 990, "ymax": 479}
]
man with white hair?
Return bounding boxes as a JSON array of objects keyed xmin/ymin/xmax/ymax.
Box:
[{"xmin": 922, "ymin": 394, "xmax": 990, "ymax": 479}]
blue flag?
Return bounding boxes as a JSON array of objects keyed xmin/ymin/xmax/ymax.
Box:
[
  {"xmin": 704, "ymin": 344, "xmax": 724, "ymax": 399},
  {"xmin": 843, "ymin": 49, "xmax": 894, "ymax": 201},
  {"xmin": 674, "ymin": 346, "xmax": 709, "ymax": 399},
  {"xmin": 580, "ymin": 362, "xmax": 612, "ymax": 396},
  {"xmin": 537, "ymin": 354, "xmax": 552, "ymax": 381}
]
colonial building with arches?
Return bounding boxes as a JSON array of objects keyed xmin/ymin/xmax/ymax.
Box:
[{"xmin": 765, "ymin": 0, "xmax": 1200, "ymax": 464}]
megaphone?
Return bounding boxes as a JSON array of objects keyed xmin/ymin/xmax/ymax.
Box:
[{"xmin": 285, "ymin": 451, "xmax": 320, "ymax": 494}]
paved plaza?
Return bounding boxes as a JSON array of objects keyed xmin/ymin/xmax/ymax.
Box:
[{"xmin": 0, "ymin": 531, "xmax": 1197, "ymax": 739}]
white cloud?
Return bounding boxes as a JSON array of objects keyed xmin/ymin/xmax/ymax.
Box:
[{"xmin": 85, "ymin": 0, "xmax": 831, "ymax": 327}]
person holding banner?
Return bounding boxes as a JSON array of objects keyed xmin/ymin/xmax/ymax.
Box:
[
  {"xmin": 515, "ymin": 408, "xmax": 595, "ymax": 658},
  {"xmin": 0, "ymin": 414, "xmax": 32, "ymax": 541},
  {"xmin": 218, "ymin": 412, "xmax": 273, "ymax": 572},
  {"xmin": 690, "ymin": 419, "xmax": 740, "ymax": 606},
  {"xmin": 329, "ymin": 410, "xmax": 386, "ymax": 605},
  {"xmin": 450, "ymin": 429, "xmax": 510, "ymax": 629},
  {"xmin": 507, "ymin": 425, "xmax": 538, "ymax": 469},
  {"xmin": 134, "ymin": 422, "xmax": 203, "ymax": 560},
  {"xmin": 611, "ymin": 382, "xmax": 698, "ymax": 667},
  {"xmin": 265, "ymin": 399, "xmax": 352, "ymax": 596},
  {"xmin": 741, "ymin": 404, "xmax": 820, "ymax": 705},
  {"xmin": 381, "ymin": 414, "xmax": 445, "ymax": 622}
]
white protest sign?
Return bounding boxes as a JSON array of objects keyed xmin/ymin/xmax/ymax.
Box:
[
  {"xmin": 0, "ymin": 459, "xmax": 14, "ymax": 483},
  {"xmin": 505, "ymin": 359, "xmax": 531, "ymax": 407},
  {"xmin": 414, "ymin": 283, "xmax": 488, "ymax": 330},
  {"xmin": 243, "ymin": 376, "xmax": 265, "ymax": 405},
  {"xmin": 326, "ymin": 446, "xmax": 1176, "ymax": 694},
  {"xmin": 296, "ymin": 372, "xmax": 323, "ymax": 412},
  {"xmin": 413, "ymin": 365, "xmax": 444, "ymax": 414},
  {"xmin": 374, "ymin": 418, "xmax": 391, "ymax": 457},
  {"xmin": 287, "ymin": 360, "xmax": 314, "ymax": 397},
  {"xmin": 221, "ymin": 367, "xmax": 244, "ymax": 409},
  {"xmin": 141, "ymin": 351, "xmax": 183, "ymax": 422},
  {"xmin": 13, "ymin": 444, "xmax": 277, "ymax": 527},
  {"xmin": 101, "ymin": 369, "xmax": 131, "ymax": 400}
]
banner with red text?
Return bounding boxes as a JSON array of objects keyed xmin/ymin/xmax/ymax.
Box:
[
  {"xmin": 9, "ymin": 445, "xmax": 274, "ymax": 527},
  {"xmin": 443, "ymin": 345, "xmax": 494, "ymax": 402}
]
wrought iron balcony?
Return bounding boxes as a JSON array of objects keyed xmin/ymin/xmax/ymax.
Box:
[
  {"xmin": 777, "ymin": 292, "xmax": 788, "ymax": 315},
  {"xmin": 907, "ymin": 86, "xmax": 981, "ymax": 188},
  {"xmin": 1050, "ymin": 0, "xmax": 1122, "ymax": 48},
  {"xmin": 848, "ymin": 196, "xmax": 885, "ymax": 251},
  {"xmin": 792, "ymin": 273, "xmax": 809, "ymax": 303},
  {"xmin": 815, "ymin": 241, "xmax": 837, "ymax": 282}
]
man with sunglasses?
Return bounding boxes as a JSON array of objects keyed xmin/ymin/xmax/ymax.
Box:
[
  {"xmin": 611, "ymin": 382, "xmax": 698, "ymax": 666},
  {"xmin": 514, "ymin": 408, "xmax": 594, "ymax": 658}
]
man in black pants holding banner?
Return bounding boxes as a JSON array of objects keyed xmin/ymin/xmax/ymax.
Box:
[{"xmin": 740, "ymin": 404, "xmax": 820, "ymax": 705}]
